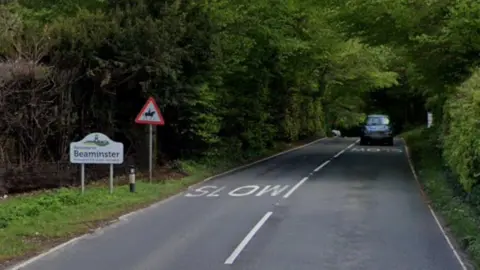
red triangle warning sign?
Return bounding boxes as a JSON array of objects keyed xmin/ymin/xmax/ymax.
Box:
[{"xmin": 135, "ymin": 97, "xmax": 165, "ymax": 125}]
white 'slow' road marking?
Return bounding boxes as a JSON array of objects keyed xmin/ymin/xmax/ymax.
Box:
[
  {"xmin": 8, "ymin": 137, "xmax": 331, "ymax": 270},
  {"xmin": 224, "ymin": 211, "xmax": 273, "ymax": 264},
  {"xmin": 184, "ymin": 184, "xmax": 291, "ymax": 198}
]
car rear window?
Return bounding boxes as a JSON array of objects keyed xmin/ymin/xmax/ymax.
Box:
[{"xmin": 366, "ymin": 116, "xmax": 389, "ymax": 125}]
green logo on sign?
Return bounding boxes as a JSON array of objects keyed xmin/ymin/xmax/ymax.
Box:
[{"xmin": 83, "ymin": 135, "xmax": 110, "ymax": 147}]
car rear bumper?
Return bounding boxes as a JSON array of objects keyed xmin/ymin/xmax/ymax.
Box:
[{"xmin": 362, "ymin": 133, "xmax": 393, "ymax": 141}]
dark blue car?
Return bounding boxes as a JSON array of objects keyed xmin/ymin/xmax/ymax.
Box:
[{"xmin": 360, "ymin": 114, "xmax": 394, "ymax": 146}]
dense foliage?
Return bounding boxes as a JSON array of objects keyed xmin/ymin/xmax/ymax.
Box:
[
  {"xmin": 2, "ymin": 0, "xmax": 480, "ymax": 195},
  {"xmin": 335, "ymin": 0, "xmax": 480, "ymax": 193},
  {"xmin": 0, "ymin": 0, "xmax": 398, "ymax": 193}
]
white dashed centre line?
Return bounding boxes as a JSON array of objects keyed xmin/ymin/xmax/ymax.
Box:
[
  {"xmin": 224, "ymin": 211, "xmax": 273, "ymax": 264},
  {"xmin": 283, "ymin": 140, "xmax": 358, "ymax": 199},
  {"xmin": 223, "ymin": 139, "xmax": 358, "ymax": 265}
]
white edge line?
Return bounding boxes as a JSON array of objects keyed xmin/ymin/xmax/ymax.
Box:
[
  {"xmin": 7, "ymin": 137, "xmax": 329, "ymax": 270},
  {"xmin": 402, "ymin": 138, "xmax": 468, "ymax": 270},
  {"xmin": 224, "ymin": 211, "xmax": 273, "ymax": 264},
  {"xmin": 195, "ymin": 137, "xmax": 328, "ymax": 185},
  {"xmin": 8, "ymin": 236, "xmax": 87, "ymax": 270},
  {"xmin": 284, "ymin": 140, "xmax": 358, "ymax": 199}
]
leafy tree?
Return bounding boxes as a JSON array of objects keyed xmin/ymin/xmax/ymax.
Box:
[
  {"xmin": 0, "ymin": 0, "xmax": 402, "ymax": 192},
  {"xmin": 334, "ymin": 0, "xmax": 480, "ymax": 192}
]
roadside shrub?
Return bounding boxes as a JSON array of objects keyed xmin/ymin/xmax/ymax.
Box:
[{"xmin": 443, "ymin": 68, "xmax": 480, "ymax": 193}]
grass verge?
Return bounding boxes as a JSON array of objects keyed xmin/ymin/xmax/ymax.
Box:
[
  {"xmin": 402, "ymin": 128, "xmax": 479, "ymax": 268},
  {"xmin": 0, "ymin": 137, "xmax": 322, "ymax": 267}
]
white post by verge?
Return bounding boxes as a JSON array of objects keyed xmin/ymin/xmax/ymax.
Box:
[
  {"xmin": 427, "ymin": 112, "xmax": 433, "ymax": 128},
  {"xmin": 134, "ymin": 97, "xmax": 165, "ymax": 183},
  {"xmin": 69, "ymin": 133, "xmax": 124, "ymax": 194}
]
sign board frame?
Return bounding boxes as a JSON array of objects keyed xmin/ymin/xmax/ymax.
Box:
[
  {"xmin": 70, "ymin": 132, "xmax": 124, "ymax": 194},
  {"xmin": 135, "ymin": 97, "xmax": 165, "ymax": 125}
]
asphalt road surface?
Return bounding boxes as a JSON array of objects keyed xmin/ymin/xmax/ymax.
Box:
[{"xmin": 13, "ymin": 138, "xmax": 466, "ymax": 270}]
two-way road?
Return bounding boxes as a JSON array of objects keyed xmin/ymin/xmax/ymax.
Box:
[{"xmin": 12, "ymin": 138, "xmax": 468, "ymax": 270}]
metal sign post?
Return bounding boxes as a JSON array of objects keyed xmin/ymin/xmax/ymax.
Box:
[
  {"xmin": 81, "ymin": 164, "xmax": 85, "ymax": 194},
  {"xmin": 134, "ymin": 97, "xmax": 165, "ymax": 183},
  {"xmin": 109, "ymin": 164, "xmax": 114, "ymax": 193},
  {"xmin": 149, "ymin": 124, "xmax": 153, "ymax": 182}
]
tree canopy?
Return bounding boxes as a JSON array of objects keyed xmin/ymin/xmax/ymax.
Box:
[
  {"xmin": 1, "ymin": 0, "xmax": 480, "ymax": 194},
  {"xmin": 335, "ymin": 0, "xmax": 480, "ymax": 192}
]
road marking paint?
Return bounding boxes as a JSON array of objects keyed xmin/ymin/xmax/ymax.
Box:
[
  {"xmin": 428, "ymin": 207, "xmax": 468, "ymax": 270},
  {"xmin": 7, "ymin": 235, "xmax": 88, "ymax": 270},
  {"xmin": 184, "ymin": 184, "xmax": 292, "ymax": 198},
  {"xmin": 224, "ymin": 211, "xmax": 273, "ymax": 264},
  {"xmin": 255, "ymin": 185, "xmax": 290, "ymax": 196},
  {"xmin": 184, "ymin": 185, "xmax": 218, "ymax": 197},
  {"xmin": 7, "ymin": 137, "xmax": 331, "ymax": 270},
  {"xmin": 403, "ymin": 140, "xmax": 468, "ymax": 270},
  {"xmin": 350, "ymin": 147, "xmax": 403, "ymax": 153},
  {"xmin": 193, "ymin": 137, "xmax": 329, "ymax": 186},
  {"xmin": 283, "ymin": 140, "xmax": 358, "ymax": 199},
  {"xmin": 333, "ymin": 150, "xmax": 345, "ymax": 158},
  {"xmin": 207, "ymin": 186, "xmax": 225, "ymax": 197},
  {"xmin": 313, "ymin": 160, "xmax": 330, "ymax": 172},
  {"xmin": 283, "ymin": 177, "xmax": 310, "ymax": 199},
  {"xmin": 228, "ymin": 185, "xmax": 260, "ymax": 197}
]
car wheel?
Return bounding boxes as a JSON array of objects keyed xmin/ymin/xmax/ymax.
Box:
[{"xmin": 359, "ymin": 138, "xmax": 366, "ymax": 145}]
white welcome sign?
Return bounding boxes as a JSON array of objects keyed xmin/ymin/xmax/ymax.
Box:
[
  {"xmin": 69, "ymin": 133, "xmax": 124, "ymax": 194},
  {"xmin": 70, "ymin": 133, "xmax": 124, "ymax": 164}
]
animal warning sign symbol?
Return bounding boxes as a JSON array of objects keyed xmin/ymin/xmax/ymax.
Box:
[
  {"xmin": 135, "ymin": 97, "xmax": 165, "ymax": 125},
  {"xmin": 144, "ymin": 108, "xmax": 156, "ymax": 119}
]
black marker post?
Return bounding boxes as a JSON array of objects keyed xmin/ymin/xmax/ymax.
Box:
[{"xmin": 129, "ymin": 165, "xmax": 136, "ymax": 192}]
